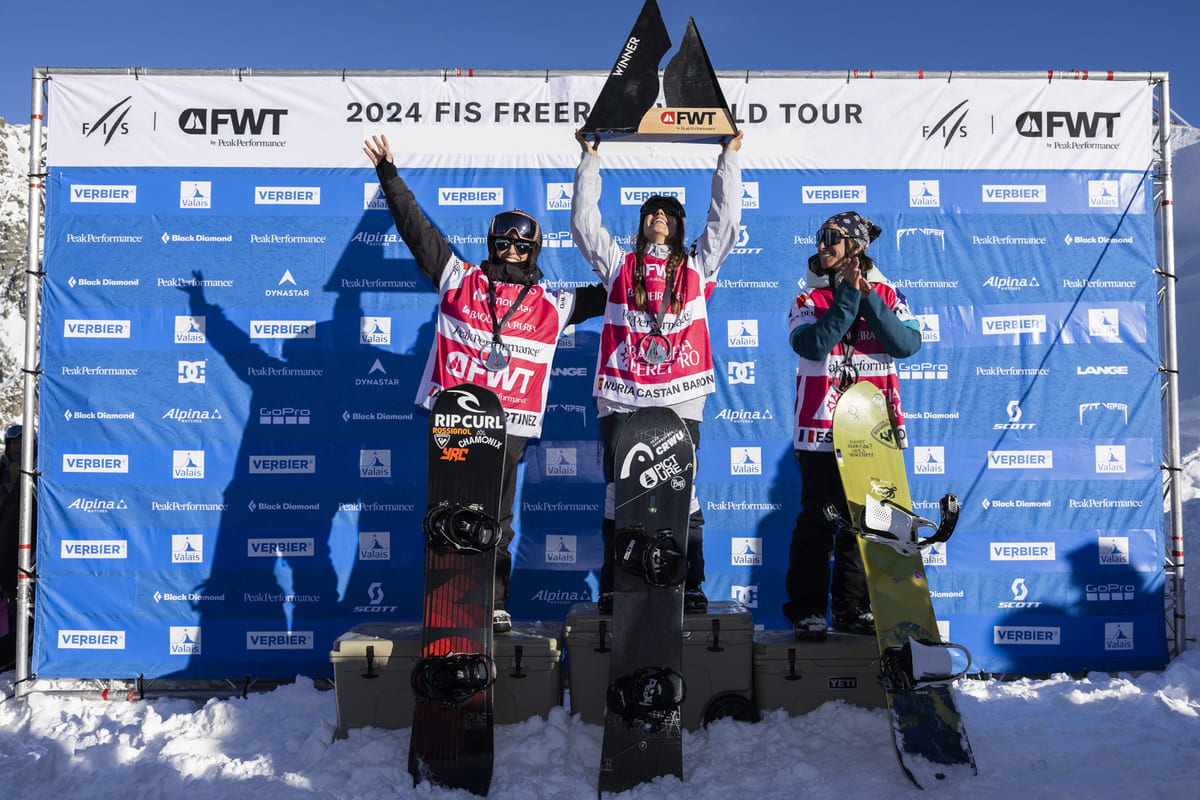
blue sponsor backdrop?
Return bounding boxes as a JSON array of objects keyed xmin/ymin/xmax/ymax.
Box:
[{"xmin": 35, "ymin": 161, "xmax": 1166, "ymax": 677}]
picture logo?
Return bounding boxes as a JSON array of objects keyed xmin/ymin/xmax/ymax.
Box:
[
  {"xmin": 731, "ymin": 537, "xmax": 763, "ymax": 566},
  {"xmin": 179, "ymin": 108, "xmax": 287, "ymax": 136},
  {"xmin": 81, "ymin": 96, "xmax": 132, "ymax": 145},
  {"xmin": 727, "ymin": 361, "xmax": 756, "ymax": 385},
  {"xmin": 922, "ymin": 100, "xmax": 968, "ymax": 149},
  {"xmin": 363, "ymin": 183, "xmax": 387, "ymax": 210},
  {"xmin": 914, "ymin": 314, "xmax": 941, "ymax": 342},
  {"xmin": 741, "ymin": 181, "xmax": 760, "ymax": 210},
  {"xmin": 731, "ymin": 584, "xmax": 758, "ymax": 608},
  {"xmin": 178, "ymin": 360, "xmax": 206, "ymax": 384},
  {"xmin": 1104, "ymin": 621, "xmax": 1134, "ymax": 651},
  {"xmin": 1014, "ymin": 110, "xmax": 1119, "ymax": 138},
  {"xmin": 545, "ymin": 535, "xmax": 578, "ymax": 564},
  {"xmin": 360, "ymin": 316, "xmax": 391, "ymax": 345}
]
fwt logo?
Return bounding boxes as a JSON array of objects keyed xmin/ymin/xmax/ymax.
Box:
[
  {"xmin": 169, "ymin": 626, "xmax": 202, "ymax": 656},
  {"xmin": 1095, "ymin": 445, "xmax": 1126, "ymax": 474},
  {"xmin": 172, "ymin": 450, "xmax": 205, "ymax": 479},
  {"xmin": 545, "ymin": 447, "xmax": 578, "ymax": 477},
  {"xmin": 178, "ymin": 360, "xmax": 206, "ymax": 384},
  {"xmin": 731, "ymin": 584, "xmax": 758, "ymax": 608},
  {"xmin": 179, "ymin": 107, "xmax": 288, "ymax": 136},
  {"xmin": 174, "ymin": 315, "xmax": 207, "ymax": 344},
  {"xmin": 360, "ymin": 449, "xmax": 392, "ymax": 478},
  {"xmin": 545, "ymin": 535, "xmax": 577, "ymax": 564},
  {"xmin": 358, "ymin": 531, "xmax": 391, "ymax": 561},
  {"xmin": 360, "ymin": 316, "xmax": 392, "ymax": 345},
  {"xmin": 180, "ymin": 181, "xmax": 212, "ymax": 209},
  {"xmin": 727, "ymin": 319, "xmax": 759, "ymax": 347},
  {"xmin": 172, "ymin": 534, "xmax": 204, "ymax": 563},
  {"xmin": 82, "ymin": 96, "xmax": 132, "ymax": 145},
  {"xmin": 913, "ymin": 446, "xmax": 945, "ymax": 475},
  {"xmin": 1089, "ymin": 180, "xmax": 1120, "ymax": 208},
  {"xmin": 730, "ymin": 446, "xmax": 762, "ymax": 475},
  {"xmin": 922, "ymin": 100, "xmax": 968, "ymax": 149},
  {"xmin": 731, "ymin": 538, "xmax": 763, "ymax": 566},
  {"xmin": 727, "ymin": 361, "xmax": 756, "ymax": 385},
  {"xmin": 1015, "ymin": 110, "xmax": 1120, "ymax": 138}
]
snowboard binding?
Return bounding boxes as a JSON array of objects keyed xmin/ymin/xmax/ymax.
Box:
[
  {"xmin": 613, "ymin": 524, "xmax": 687, "ymax": 587},
  {"xmin": 824, "ymin": 493, "xmax": 960, "ymax": 557},
  {"xmin": 880, "ymin": 636, "xmax": 972, "ymax": 692},
  {"xmin": 606, "ymin": 666, "xmax": 687, "ymax": 732},
  {"xmin": 423, "ymin": 501, "xmax": 501, "ymax": 553},
  {"xmin": 411, "ymin": 651, "xmax": 498, "ymax": 709}
]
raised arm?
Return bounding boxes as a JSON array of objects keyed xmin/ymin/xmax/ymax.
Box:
[
  {"xmin": 569, "ymin": 130, "xmax": 626, "ymax": 285},
  {"xmin": 691, "ymin": 131, "xmax": 744, "ymax": 277}
]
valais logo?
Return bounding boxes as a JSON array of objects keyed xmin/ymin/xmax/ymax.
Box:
[
  {"xmin": 170, "ymin": 626, "xmax": 201, "ymax": 656},
  {"xmin": 730, "ymin": 446, "xmax": 762, "ymax": 475},
  {"xmin": 172, "ymin": 450, "xmax": 205, "ymax": 479},
  {"xmin": 545, "ymin": 535, "xmax": 577, "ymax": 564},
  {"xmin": 731, "ymin": 538, "xmax": 763, "ymax": 566},
  {"xmin": 1095, "ymin": 445, "xmax": 1126, "ymax": 474},
  {"xmin": 914, "ymin": 446, "xmax": 945, "ymax": 474},
  {"xmin": 1088, "ymin": 308, "xmax": 1120, "ymax": 338},
  {"xmin": 358, "ymin": 531, "xmax": 391, "ymax": 561}
]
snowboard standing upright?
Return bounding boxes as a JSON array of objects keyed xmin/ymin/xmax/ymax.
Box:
[
  {"xmin": 598, "ymin": 407, "xmax": 695, "ymax": 797},
  {"xmin": 409, "ymin": 384, "xmax": 506, "ymax": 796},
  {"xmin": 830, "ymin": 381, "xmax": 976, "ymax": 788}
]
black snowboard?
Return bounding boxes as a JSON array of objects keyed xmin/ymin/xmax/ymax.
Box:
[
  {"xmin": 598, "ymin": 407, "xmax": 695, "ymax": 796},
  {"xmin": 408, "ymin": 384, "xmax": 506, "ymax": 796}
]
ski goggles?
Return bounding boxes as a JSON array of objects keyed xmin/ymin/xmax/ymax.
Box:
[
  {"xmin": 640, "ymin": 196, "xmax": 685, "ymax": 219},
  {"xmin": 816, "ymin": 228, "xmax": 849, "ymax": 247},
  {"xmin": 489, "ymin": 210, "xmax": 540, "ymax": 241},
  {"xmin": 493, "ymin": 238, "xmax": 534, "ymax": 255}
]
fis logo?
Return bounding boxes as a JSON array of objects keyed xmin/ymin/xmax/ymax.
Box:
[
  {"xmin": 360, "ymin": 316, "xmax": 392, "ymax": 345},
  {"xmin": 546, "ymin": 182, "xmax": 573, "ymax": 211},
  {"xmin": 169, "ymin": 626, "xmax": 202, "ymax": 656},
  {"xmin": 174, "ymin": 315, "xmax": 207, "ymax": 344},
  {"xmin": 730, "ymin": 446, "xmax": 762, "ymax": 476},
  {"xmin": 727, "ymin": 319, "xmax": 759, "ymax": 348},
  {"xmin": 81, "ymin": 96, "xmax": 132, "ymax": 145},
  {"xmin": 178, "ymin": 360, "xmax": 206, "ymax": 384},
  {"xmin": 545, "ymin": 535, "xmax": 578, "ymax": 564},
  {"xmin": 180, "ymin": 181, "xmax": 212, "ymax": 209},
  {"xmin": 727, "ymin": 361, "xmax": 755, "ymax": 385},
  {"xmin": 909, "ymin": 181, "xmax": 941, "ymax": 208},
  {"xmin": 172, "ymin": 534, "xmax": 204, "ymax": 563},
  {"xmin": 360, "ymin": 449, "xmax": 391, "ymax": 478},
  {"xmin": 1095, "ymin": 445, "xmax": 1126, "ymax": 474},
  {"xmin": 731, "ymin": 537, "xmax": 763, "ymax": 566},
  {"xmin": 358, "ymin": 531, "xmax": 391, "ymax": 561},
  {"xmin": 731, "ymin": 584, "xmax": 758, "ymax": 608},
  {"xmin": 545, "ymin": 447, "xmax": 578, "ymax": 477},
  {"xmin": 922, "ymin": 100, "xmax": 968, "ymax": 149}
]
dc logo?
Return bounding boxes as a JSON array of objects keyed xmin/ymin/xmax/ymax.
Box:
[
  {"xmin": 178, "ymin": 360, "xmax": 206, "ymax": 383},
  {"xmin": 727, "ymin": 361, "xmax": 755, "ymax": 384}
]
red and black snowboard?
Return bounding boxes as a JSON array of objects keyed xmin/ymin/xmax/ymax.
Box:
[
  {"xmin": 598, "ymin": 407, "xmax": 695, "ymax": 796},
  {"xmin": 408, "ymin": 384, "xmax": 506, "ymax": 796}
]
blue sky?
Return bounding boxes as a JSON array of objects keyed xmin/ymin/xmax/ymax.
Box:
[{"xmin": 3, "ymin": 0, "xmax": 1197, "ymax": 126}]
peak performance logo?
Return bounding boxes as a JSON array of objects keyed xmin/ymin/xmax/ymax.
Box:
[{"xmin": 82, "ymin": 96, "xmax": 132, "ymax": 146}]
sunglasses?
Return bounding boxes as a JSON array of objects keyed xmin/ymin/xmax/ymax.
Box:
[
  {"xmin": 489, "ymin": 210, "xmax": 539, "ymax": 241},
  {"xmin": 644, "ymin": 203, "xmax": 682, "ymax": 219},
  {"xmin": 817, "ymin": 228, "xmax": 852, "ymax": 247},
  {"xmin": 494, "ymin": 238, "xmax": 534, "ymax": 255}
]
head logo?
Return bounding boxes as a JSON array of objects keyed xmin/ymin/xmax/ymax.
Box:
[
  {"xmin": 730, "ymin": 446, "xmax": 762, "ymax": 475},
  {"xmin": 1094, "ymin": 445, "xmax": 1126, "ymax": 474},
  {"xmin": 731, "ymin": 537, "xmax": 762, "ymax": 566},
  {"xmin": 180, "ymin": 181, "xmax": 212, "ymax": 209},
  {"xmin": 545, "ymin": 534, "xmax": 578, "ymax": 564},
  {"xmin": 82, "ymin": 96, "xmax": 132, "ymax": 145},
  {"xmin": 914, "ymin": 446, "xmax": 945, "ymax": 474},
  {"xmin": 546, "ymin": 447, "xmax": 578, "ymax": 477},
  {"xmin": 170, "ymin": 626, "xmax": 202, "ymax": 656},
  {"xmin": 358, "ymin": 531, "xmax": 391, "ymax": 561},
  {"xmin": 922, "ymin": 100, "xmax": 968, "ymax": 149}
]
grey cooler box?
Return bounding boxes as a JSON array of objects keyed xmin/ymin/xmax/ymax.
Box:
[
  {"xmin": 330, "ymin": 620, "xmax": 564, "ymax": 738},
  {"xmin": 752, "ymin": 629, "xmax": 886, "ymax": 715},
  {"xmin": 564, "ymin": 600, "xmax": 758, "ymax": 731}
]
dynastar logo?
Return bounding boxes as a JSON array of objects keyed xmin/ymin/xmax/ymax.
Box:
[
  {"xmin": 178, "ymin": 107, "xmax": 288, "ymax": 136},
  {"xmin": 1015, "ymin": 110, "xmax": 1120, "ymax": 138},
  {"xmin": 922, "ymin": 100, "xmax": 968, "ymax": 148},
  {"xmin": 82, "ymin": 96, "xmax": 132, "ymax": 145}
]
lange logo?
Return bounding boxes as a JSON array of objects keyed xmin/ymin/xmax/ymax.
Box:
[
  {"xmin": 178, "ymin": 107, "xmax": 288, "ymax": 136},
  {"xmin": 922, "ymin": 100, "xmax": 968, "ymax": 148},
  {"xmin": 82, "ymin": 96, "xmax": 132, "ymax": 145},
  {"xmin": 1015, "ymin": 110, "xmax": 1120, "ymax": 138}
]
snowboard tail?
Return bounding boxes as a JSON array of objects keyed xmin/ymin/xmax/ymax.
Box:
[{"xmin": 831, "ymin": 381, "xmax": 976, "ymax": 789}]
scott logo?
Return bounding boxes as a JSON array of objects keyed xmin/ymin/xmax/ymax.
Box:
[{"xmin": 179, "ymin": 108, "xmax": 287, "ymax": 136}]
